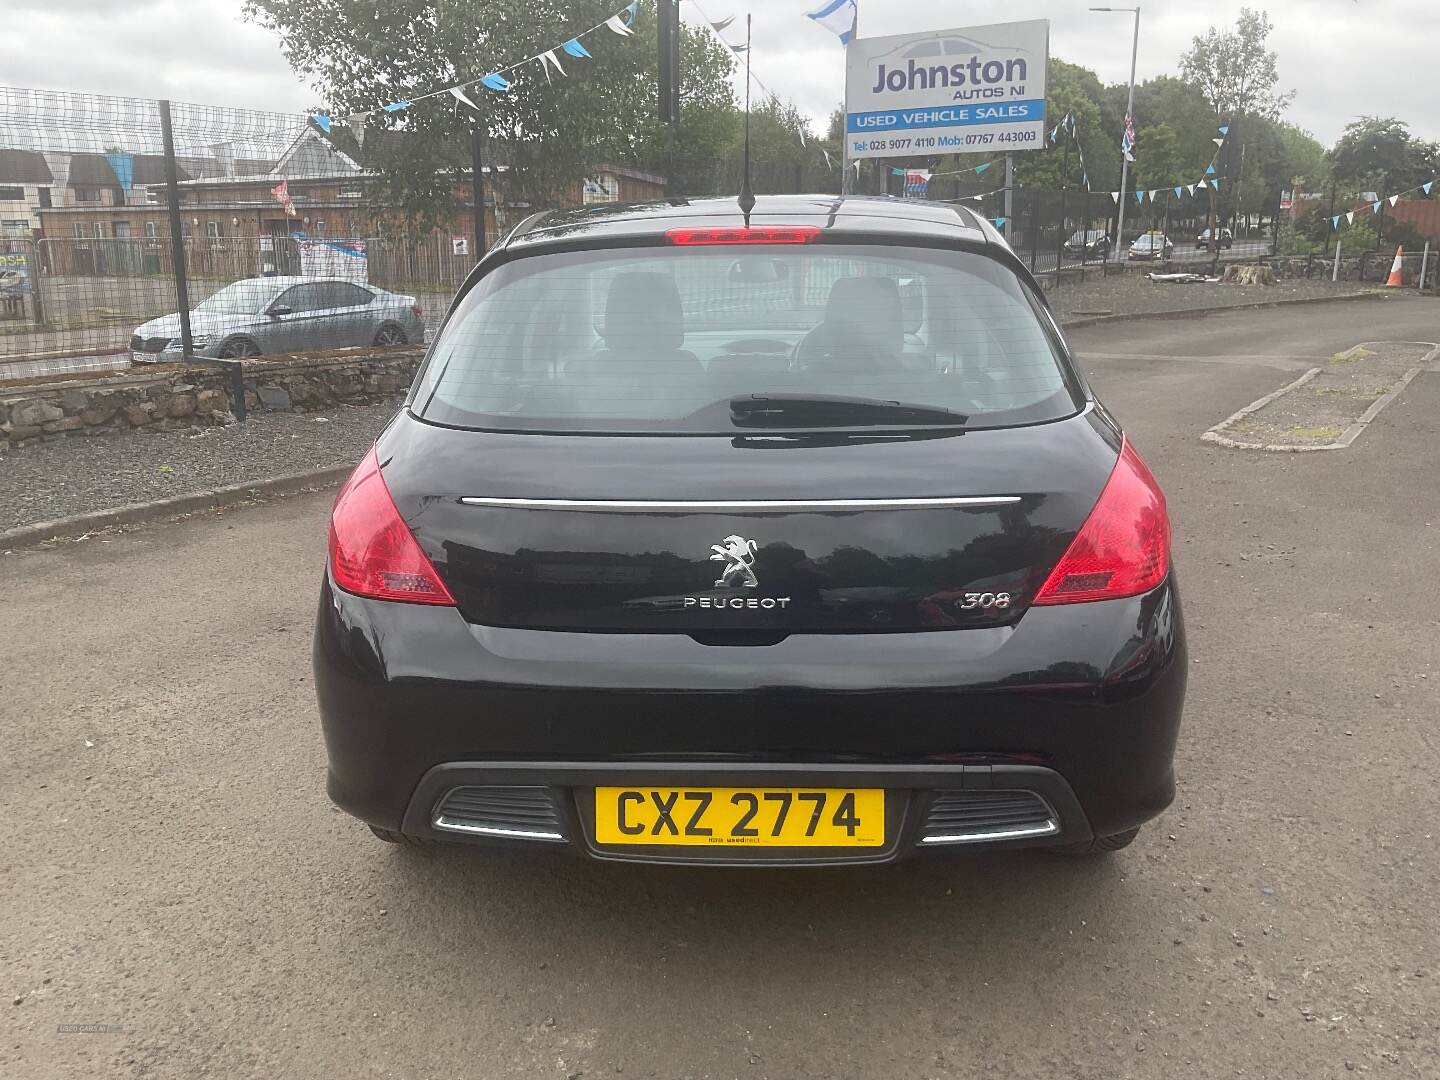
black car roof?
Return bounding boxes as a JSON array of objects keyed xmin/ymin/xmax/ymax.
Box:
[{"xmin": 504, "ymin": 194, "xmax": 996, "ymax": 251}]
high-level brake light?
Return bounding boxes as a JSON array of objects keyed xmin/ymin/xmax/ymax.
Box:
[{"xmin": 665, "ymin": 226, "xmax": 822, "ymax": 246}]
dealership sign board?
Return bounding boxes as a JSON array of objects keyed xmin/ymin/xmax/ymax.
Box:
[{"xmin": 844, "ymin": 20, "xmax": 1049, "ymax": 160}]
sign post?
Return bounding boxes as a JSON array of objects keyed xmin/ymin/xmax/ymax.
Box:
[{"xmin": 844, "ymin": 19, "xmax": 1049, "ymax": 185}]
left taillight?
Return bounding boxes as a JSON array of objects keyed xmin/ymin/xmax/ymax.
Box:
[
  {"xmin": 409, "ymin": 303, "xmax": 423, "ymax": 318},
  {"xmin": 327, "ymin": 447, "xmax": 455, "ymax": 606}
]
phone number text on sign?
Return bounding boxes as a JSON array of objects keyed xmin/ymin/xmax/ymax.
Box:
[{"xmin": 853, "ymin": 130, "xmax": 1037, "ymax": 154}]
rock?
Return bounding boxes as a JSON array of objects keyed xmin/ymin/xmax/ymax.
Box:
[
  {"xmin": 60, "ymin": 388, "xmax": 90, "ymax": 412},
  {"xmin": 43, "ymin": 416, "xmax": 85, "ymax": 434},
  {"xmin": 255, "ymin": 385, "xmax": 292, "ymax": 410},
  {"xmin": 79, "ymin": 394, "xmax": 121, "ymax": 426},
  {"xmin": 194, "ymin": 389, "xmax": 228, "ymax": 413},
  {"xmin": 10, "ymin": 398, "xmax": 64, "ymax": 428},
  {"xmin": 123, "ymin": 402, "xmax": 156, "ymax": 426},
  {"xmin": 4, "ymin": 423, "xmax": 43, "ymax": 442},
  {"xmin": 167, "ymin": 393, "xmax": 197, "ymax": 418},
  {"xmin": 209, "ymin": 409, "xmax": 238, "ymax": 426}
]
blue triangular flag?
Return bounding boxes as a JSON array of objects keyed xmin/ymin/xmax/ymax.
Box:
[
  {"xmin": 1174, "ymin": 187, "xmax": 1183, "ymax": 199},
  {"xmin": 480, "ymin": 73, "xmax": 512, "ymax": 92},
  {"xmin": 561, "ymin": 38, "xmax": 592, "ymax": 59},
  {"xmin": 1206, "ymin": 164, "xmax": 1216, "ymax": 175},
  {"xmin": 975, "ymin": 162, "xmax": 992, "ymax": 174},
  {"xmin": 1218, "ymin": 125, "xmax": 1229, "ymax": 136},
  {"xmin": 1332, "ymin": 216, "xmax": 1341, "ymax": 229},
  {"xmin": 624, "ymin": 0, "xmax": 638, "ymax": 19},
  {"xmin": 312, "ymin": 114, "xmax": 332, "ymax": 133},
  {"xmin": 383, "ymin": 100, "xmax": 410, "ymax": 112},
  {"xmin": 1135, "ymin": 191, "xmax": 1145, "ymax": 204},
  {"xmin": 1373, "ymin": 201, "xmax": 1382, "ymax": 213},
  {"xmin": 1425, "ymin": 181, "xmax": 1434, "ymax": 195},
  {"xmin": 1211, "ymin": 179, "xmax": 1221, "ymax": 190}
]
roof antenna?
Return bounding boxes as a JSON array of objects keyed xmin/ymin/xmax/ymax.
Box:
[{"xmin": 738, "ymin": 13, "xmax": 755, "ymax": 220}]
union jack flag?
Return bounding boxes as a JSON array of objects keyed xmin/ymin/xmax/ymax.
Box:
[
  {"xmin": 1121, "ymin": 114, "xmax": 1137, "ymax": 163},
  {"xmin": 903, "ymin": 169, "xmax": 931, "ymax": 197}
]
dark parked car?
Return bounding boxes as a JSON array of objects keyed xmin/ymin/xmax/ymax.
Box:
[
  {"xmin": 1195, "ymin": 227, "xmax": 1234, "ymax": 250},
  {"xmin": 314, "ymin": 195, "xmax": 1186, "ymax": 866},
  {"xmin": 1063, "ymin": 230, "xmax": 1111, "ymax": 260}
]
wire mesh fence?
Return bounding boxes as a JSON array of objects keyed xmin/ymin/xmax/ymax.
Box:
[{"xmin": 0, "ymin": 83, "xmax": 671, "ymax": 385}]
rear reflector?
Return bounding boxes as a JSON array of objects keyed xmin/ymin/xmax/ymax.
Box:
[
  {"xmin": 328, "ymin": 447, "xmax": 455, "ymax": 606},
  {"xmin": 666, "ymin": 226, "xmax": 822, "ymax": 246},
  {"xmin": 1032, "ymin": 438, "xmax": 1171, "ymax": 605}
]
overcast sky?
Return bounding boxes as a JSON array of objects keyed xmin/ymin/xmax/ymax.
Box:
[{"xmin": 5, "ymin": 0, "xmax": 1436, "ymax": 148}]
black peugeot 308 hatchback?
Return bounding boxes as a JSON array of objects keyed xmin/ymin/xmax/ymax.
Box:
[{"xmin": 313, "ymin": 195, "xmax": 1185, "ymax": 866}]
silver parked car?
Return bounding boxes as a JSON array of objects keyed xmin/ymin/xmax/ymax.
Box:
[{"xmin": 130, "ymin": 276, "xmax": 425, "ymax": 363}]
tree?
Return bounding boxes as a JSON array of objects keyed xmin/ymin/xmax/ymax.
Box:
[
  {"xmin": 1328, "ymin": 117, "xmax": 1440, "ymax": 196},
  {"xmin": 243, "ymin": 0, "xmax": 739, "ymax": 232},
  {"xmin": 1179, "ymin": 8, "xmax": 1292, "ymax": 121}
]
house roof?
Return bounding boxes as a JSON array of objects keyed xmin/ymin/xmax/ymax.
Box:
[
  {"xmin": 64, "ymin": 153, "xmax": 193, "ymax": 187},
  {"xmin": 0, "ymin": 148, "xmax": 54, "ymax": 184}
]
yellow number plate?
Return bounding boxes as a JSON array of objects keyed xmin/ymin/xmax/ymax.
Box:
[{"xmin": 593, "ymin": 787, "xmax": 885, "ymax": 847}]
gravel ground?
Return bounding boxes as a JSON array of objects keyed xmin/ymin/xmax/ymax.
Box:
[
  {"xmin": 0, "ymin": 399, "xmax": 401, "ymax": 532},
  {"xmin": 1044, "ymin": 271, "xmax": 1374, "ymax": 322}
]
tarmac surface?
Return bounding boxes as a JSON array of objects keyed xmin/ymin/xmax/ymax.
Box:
[{"xmin": 3, "ymin": 297, "xmax": 1438, "ymax": 1079}]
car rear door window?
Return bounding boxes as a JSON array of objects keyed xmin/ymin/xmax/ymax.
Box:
[{"xmin": 414, "ymin": 244, "xmax": 1080, "ymax": 433}]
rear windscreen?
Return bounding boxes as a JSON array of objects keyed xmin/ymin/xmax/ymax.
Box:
[{"xmin": 412, "ymin": 243, "xmax": 1081, "ymax": 433}]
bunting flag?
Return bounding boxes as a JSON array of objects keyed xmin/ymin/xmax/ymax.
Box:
[
  {"xmin": 993, "ymin": 217, "xmax": 1008, "ymax": 228},
  {"xmin": 709, "ymin": 15, "xmax": 736, "ymax": 32},
  {"xmin": 537, "ymin": 49, "xmax": 565, "ymax": 83},
  {"xmin": 1206, "ymin": 164, "xmax": 1216, "ymax": 175},
  {"xmin": 1426, "ymin": 181, "xmax": 1435, "ymax": 195},
  {"xmin": 1135, "ymin": 190, "xmax": 1145, "ymax": 205},
  {"xmin": 1174, "ymin": 186, "xmax": 1183, "ymax": 199},
  {"xmin": 1346, "ymin": 211, "xmax": 1355, "ymax": 224},
  {"xmin": 1188, "ymin": 183, "xmax": 1198, "ymax": 195},
  {"xmin": 1373, "ymin": 201, "xmax": 1383, "ymax": 214},
  {"xmin": 1149, "ymin": 189, "xmax": 1159, "ymax": 201},
  {"xmin": 1389, "ymin": 194, "xmax": 1400, "ymax": 207},
  {"xmin": 821, "ymin": 147, "xmax": 833, "ymax": 171},
  {"xmin": 326, "ymin": 0, "xmax": 641, "ymax": 125},
  {"xmin": 1211, "ymin": 179, "xmax": 1221, "ymax": 190},
  {"xmin": 1218, "ymin": 125, "xmax": 1230, "ymax": 136},
  {"xmin": 1120, "ymin": 113, "xmax": 1136, "ymax": 163},
  {"xmin": 806, "ymin": 0, "xmax": 858, "ymax": 45},
  {"xmin": 1333, "ymin": 216, "xmax": 1341, "ymax": 230},
  {"xmin": 975, "ymin": 162, "xmax": 992, "ymax": 175},
  {"xmin": 1110, "ymin": 191, "xmax": 1121, "ymax": 203}
]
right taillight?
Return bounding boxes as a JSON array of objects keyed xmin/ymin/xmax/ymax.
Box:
[
  {"xmin": 327, "ymin": 447, "xmax": 455, "ymax": 606},
  {"xmin": 1032, "ymin": 438, "xmax": 1171, "ymax": 605}
]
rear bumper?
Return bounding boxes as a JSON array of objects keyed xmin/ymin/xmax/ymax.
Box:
[{"xmin": 314, "ymin": 575, "xmax": 1186, "ymax": 859}]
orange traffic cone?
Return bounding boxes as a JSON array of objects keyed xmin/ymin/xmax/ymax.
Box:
[{"xmin": 1386, "ymin": 246, "xmax": 1405, "ymax": 287}]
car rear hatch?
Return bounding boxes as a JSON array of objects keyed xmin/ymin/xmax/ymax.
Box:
[{"xmin": 380, "ymin": 414, "xmax": 1119, "ymax": 634}]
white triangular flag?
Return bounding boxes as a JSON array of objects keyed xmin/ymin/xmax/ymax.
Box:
[
  {"xmin": 1187, "ymin": 183, "xmax": 1197, "ymax": 195},
  {"xmin": 605, "ymin": 13, "xmax": 635, "ymax": 36},
  {"xmin": 450, "ymin": 86, "xmax": 480, "ymax": 111},
  {"xmin": 538, "ymin": 50, "xmax": 565, "ymax": 83},
  {"xmin": 1389, "ymin": 194, "xmax": 1400, "ymax": 207},
  {"xmin": 821, "ymin": 147, "xmax": 832, "ymax": 170},
  {"xmin": 1110, "ymin": 191, "xmax": 1121, "ymax": 204},
  {"xmin": 1346, "ymin": 211, "xmax": 1355, "ymax": 224}
]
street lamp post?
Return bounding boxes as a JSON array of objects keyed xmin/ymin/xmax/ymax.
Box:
[{"xmin": 1091, "ymin": 5, "xmax": 1141, "ymax": 261}]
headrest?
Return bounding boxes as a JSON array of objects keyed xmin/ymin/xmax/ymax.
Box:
[
  {"xmin": 823, "ymin": 276, "xmax": 904, "ymax": 356},
  {"xmin": 602, "ymin": 272, "xmax": 685, "ymax": 354}
]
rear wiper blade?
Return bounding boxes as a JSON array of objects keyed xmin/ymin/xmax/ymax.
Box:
[{"xmin": 730, "ymin": 393, "xmax": 969, "ymax": 428}]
